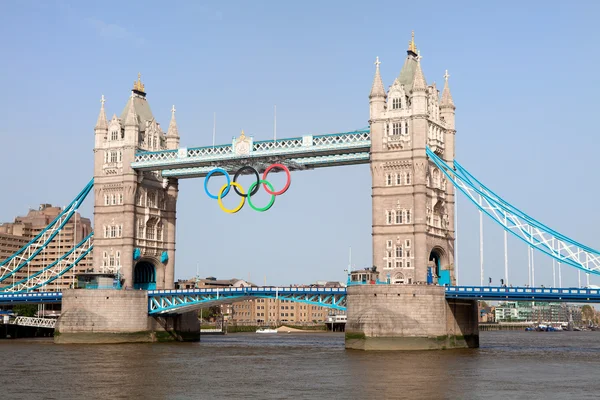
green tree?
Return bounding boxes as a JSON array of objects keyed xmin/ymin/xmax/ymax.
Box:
[
  {"xmin": 12, "ymin": 304, "xmax": 37, "ymax": 317},
  {"xmin": 582, "ymin": 305, "xmax": 595, "ymax": 322}
]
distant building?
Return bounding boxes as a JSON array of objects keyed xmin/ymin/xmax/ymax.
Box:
[
  {"xmin": 0, "ymin": 204, "xmax": 93, "ymax": 291},
  {"xmin": 494, "ymin": 301, "xmax": 583, "ymax": 325},
  {"xmin": 180, "ymin": 276, "xmax": 344, "ymax": 325}
]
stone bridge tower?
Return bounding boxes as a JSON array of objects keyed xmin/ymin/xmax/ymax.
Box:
[
  {"xmin": 369, "ymin": 33, "xmax": 457, "ymax": 286},
  {"xmin": 92, "ymin": 75, "xmax": 180, "ymax": 290}
]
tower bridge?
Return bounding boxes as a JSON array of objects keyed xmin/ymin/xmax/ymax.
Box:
[{"xmin": 1, "ymin": 32, "xmax": 598, "ymax": 349}]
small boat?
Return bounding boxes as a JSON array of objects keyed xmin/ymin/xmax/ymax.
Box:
[{"xmin": 256, "ymin": 327, "xmax": 278, "ymax": 334}]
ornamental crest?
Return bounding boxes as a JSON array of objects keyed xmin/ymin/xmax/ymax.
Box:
[{"xmin": 234, "ymin": 130, "xmax": 252, "ymax": 156}]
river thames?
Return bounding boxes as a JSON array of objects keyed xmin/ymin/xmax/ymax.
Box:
[{"xmin": 1, "ymin": 331, "xmax": 599, "ymax": 399}]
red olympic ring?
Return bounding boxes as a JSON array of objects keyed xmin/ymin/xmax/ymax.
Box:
[{"xmin": 262, "ymin": 163, "xmax": 291, "ymax": 195}]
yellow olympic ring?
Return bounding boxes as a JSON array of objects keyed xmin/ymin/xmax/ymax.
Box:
[{"xmin": 217, "ymin": 182, "xmax": 245, "ymax": 214}]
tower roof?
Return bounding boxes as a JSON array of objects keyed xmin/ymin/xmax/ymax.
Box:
[
  {"xmin": 394, "ymin": 32, "xmax": 422, "ymax": 93},
  {"xmin": 119, "ymin": 74, "xmax": 155, "ymax": 130},
  {"xmin": 369, "ymin": 57, "xmax": 386, "ymax": 99},
  {"xmin": 95, "ymin": 95, "xmax": 108, "ymax": 130}
]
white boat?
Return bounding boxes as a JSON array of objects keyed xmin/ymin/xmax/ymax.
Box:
[{"xmin": 256, "ymin": 327, "xmax": 278, "ymax": 334}]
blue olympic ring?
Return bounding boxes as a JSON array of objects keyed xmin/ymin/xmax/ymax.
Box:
[{"xmin": 204, "ymin": 168, "xmax": 231, "ymax": 199}]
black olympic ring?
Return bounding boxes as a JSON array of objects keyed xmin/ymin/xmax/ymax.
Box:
[{"xmin": 233, "ymin": 166, "xmax": 260, "ymax": 198}]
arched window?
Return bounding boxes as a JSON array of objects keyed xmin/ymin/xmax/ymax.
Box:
[
  {"xmin": 386, "ymin": 174, "xmax": 392, "ymax": 186},
  {"xmin": 137, "ymin": 219, "xmax": 145, "ymax": 238},
  {"xmin": 148, "ymin": 191, "xmax": 156, "ymax": 208},
  {"xmin": 156, "ymin": 222, "xmax": 163, "ymax": 241},
  {"xmin": 396, "ymin": 173, "xmax": 402, "ymax": 185},
  {"xmin": 433, "ymin": 169, "xmax": 440, "ymax": 188},
  {"xmin": 395, "ymin": 246, "xmax": 403, "ymax": 258},
  {"xmin": 146, "ymin": 218, "xmax": 157, "ymax": 240},
  {"xmin": 104, "ymin": 194, "xmax": 109, "ymax": 206},
  {"xmin": 405, "ymin": 172, "xmax": 411, "ymax": 185},
  {"xmin": 119, "ymin": 193, "xmax": 123, "ymax": 205}
]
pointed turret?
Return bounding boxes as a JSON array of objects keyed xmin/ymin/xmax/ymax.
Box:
[
  {"xmin": 440, "ymin": 70, "xmax": 455, "ymax": 109},
  {"xmin": 369, "ymin": 57, "xmax": 387, "ymax": 120},
  {"xmin": 166, "ymin": 105, "xmax": 180, "ymax": 149},
  {"xmin": 412, "ymin": 52, "xmax": 427, "ymax": 92},
  {"xmin": 95, "ymin": 95, "xmax": 108, "ymax": 130},
  {"xmin": 124, "ymin": 92, "xmax": 138, "ymax": 127},
  {"xmin": 369, "ymin": 57, "xmax": 386, "ymax": 99}
]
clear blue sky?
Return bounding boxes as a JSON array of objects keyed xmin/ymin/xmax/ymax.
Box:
[{"xmin": 1, "ymin": 0, "xmax": 599, "ymax": 287}]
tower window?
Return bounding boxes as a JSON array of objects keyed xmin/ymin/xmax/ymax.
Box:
[
  {"xmin": 386, "ymin": 174, "xmax": 392, "ymax": 186},
  {"xmin": 386, "ymin": 240, "xmax": 392, "ymax": 248},
  {"xmin": 406, "ymin": 210, "xmax": 412, "ymax": 224},
  {"xmin": 386, "ymin": 211, "xmax": 393, "ymax": 225},
  {"xmin": 405, "ymin": 239, "xmax": 411, "ymax": 248},
  {"xmin": 396, "ymin": 174, "xmax": 402, "ymax": 185},
  {"xmin": 393, "ymin": 123, "xmax": 401, "ymax": 136},
  {"xmin": 396, "ymin": 211, "xmax": 403, "ymax": 224},
  {"xmin": 406, "ymin": 172, "xmax": 411, "ymax": 185},
  {"xmin": 396, "ymin": 246, "xmax": 403, "ymax": 258},
  {"xmin": 403, "ymin": 122, "xmax": 409, "ymax": 135},
  {"xmin": 392, "ymin": 98, "xmax": 401, "ymax": 110},
  {"xmin": 111, "ymin": 131, "xmax": 118, "ymax": 141},
  {"xmin": 110, "ymin": 151, "xmax": 117, "ymax": 163}
]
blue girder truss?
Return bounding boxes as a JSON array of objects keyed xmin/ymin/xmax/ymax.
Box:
[
  {"xmin": 445, "ymin": 286, "xmax": 600, "ymax": 303},
  {"xmin": 0, "ymin": 179, "xmax": 94, "ymax": 283},
  {"xmin": 427, "ymin": 147, "xmax": 600, "ymax": 276},
  {"xmin": 147, "ymin": 287, "xmax": 348, "ymax": 315},
  {"xmin": 0, "ymin": 292, "xmax": 63, "ymax": 305},
  {"xmin": 131, "ymin": 129, "xmax": 370, "ymax": 178}
]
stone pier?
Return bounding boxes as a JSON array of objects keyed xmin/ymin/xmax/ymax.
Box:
[
  {"xmin": 345, "ymin": 285, "xmax": 478, "ymax": 351},
  {"xmin": 54, "ymin": 289, "xmax": 200, "ymax": 344}
]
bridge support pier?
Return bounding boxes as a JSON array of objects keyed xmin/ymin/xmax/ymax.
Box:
[
  {"xmin": 54, "ymin": 290, "xmax": 199, "ymax": 344},
  {"xmin": 345, "ymin": 285, "xmax": 478, "ymax": 351}
]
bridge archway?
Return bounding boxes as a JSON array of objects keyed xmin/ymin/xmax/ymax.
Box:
[
  {"xmin": 429, "ymin": 247, "xmax": 450, "ymax": 286},
  {"xmin": 134, "ymin": 261, "xmax": 156, "ymax": 290},
  {"xmin": 392, "ymin": 272, "xmax": 405, "ymax": 284}
]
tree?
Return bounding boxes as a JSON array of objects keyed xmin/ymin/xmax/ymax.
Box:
[
  {"xmin": 12, "ymin": 304, "xmax": 37, "ymax": 317},
  {"xmin": 582, "ymin": 305, "xmax": 595, "ymax": 322}
]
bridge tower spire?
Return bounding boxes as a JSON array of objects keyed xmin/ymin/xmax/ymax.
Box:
[
  {"xmin": 92, "ymin": 74, "xmax": 179, "ymax": 290},
  {"xmin": 166, "ymin": 105, "xmax": 180, "ymax": 149}
]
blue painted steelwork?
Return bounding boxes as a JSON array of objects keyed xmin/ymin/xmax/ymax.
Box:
[
  {"xmin": 0, "ymin": 292, "xmax": 62, "ymax": 305},
  {"xmin": 1, "ymin": 233, "xmax": 94, "ymax": 292},
  {"xmin": 147, "ymin": 287, "xmax": 347, "ymax": 315},
  {"xmin": 0, "ymin": 179, "xmax": 94, "ymax": 283},
  {"xmin": 131, "ymin": 129, "xmax": 371, "ymax": 178},
  {"xmin": 445, "ymin": 286, "xmax": 600, "ymax": 303},
  {"xmin": 427, "ymin": 148, "xmax": 600, "ymax": 275}
]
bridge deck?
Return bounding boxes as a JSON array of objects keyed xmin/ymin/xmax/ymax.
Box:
[{"xmin": 3, "ymin": 287, "xmax": 600, "ymax": 312}]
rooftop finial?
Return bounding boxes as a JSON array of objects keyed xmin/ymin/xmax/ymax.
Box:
[
  {"xmin": 133, "ymin": 72, "xmax": 145, "ymax": 93},
  {"xmin": 240, "ymin": 129, "xmax": 246, "ymax": 139},
  {"xmin": 375, "ymin": 56, "xmax": 381, "ymax": 68},
  {"xmin": 171, "ymin": 105, "xmax": 176, "ymax": 115},
  {"xmin": 101, "ymin": 94, "xmax": 106, "ymax": 107},
  {"xmin": 408, "ymin": 30, "xmax": 417, "ymax": 54},
  {"xmin": 444, "ymin": 70, "xmax": 450, "ymax": 82}
]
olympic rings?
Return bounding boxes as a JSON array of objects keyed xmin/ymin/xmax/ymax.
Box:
[
  {"xmin": 233, "ymin": 166, "xmax": 260, "ymax": 197},
  {"xmin": 204, "ymin": 163, "xmax": 291, "ymax": 213},
  {"xmin": 217, "ymin": 182, "xmax": 245, "ymax": 214},
  {"xmin": 204, "ymin": 168, "xmax": 231, "ymax": 199},
  {"xmin": 262, "ymin": 163, "xmax": 291, "ymax": 195},
  {"xmin": 247, "ymin": 180, "xmax": 276, "ymax": 212}
]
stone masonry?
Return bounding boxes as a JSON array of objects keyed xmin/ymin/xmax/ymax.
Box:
[
  {"xmin": 93, "ymin": 75, "xmax": 180, "ymax": 289},
  {"xmin": 369, "ymin": 32, "xmax": 457, "ymax": 285}
]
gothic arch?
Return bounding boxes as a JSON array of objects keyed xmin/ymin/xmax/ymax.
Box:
[{"xmin": 392, "ymin": 272, "xmax": 405, "ymax": 284}]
